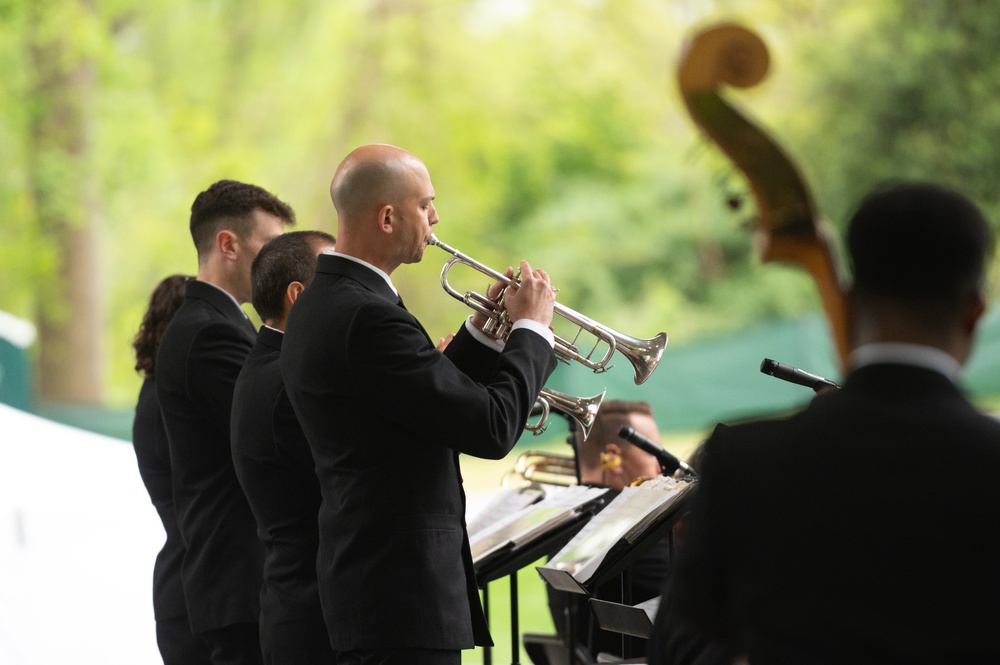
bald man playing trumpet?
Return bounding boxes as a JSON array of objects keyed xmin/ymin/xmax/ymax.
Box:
[{"xmin": 281, "ymin": 144, "xmax": 558, "ymax": 665}]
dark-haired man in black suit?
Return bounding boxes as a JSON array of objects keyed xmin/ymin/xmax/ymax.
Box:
[
  {"xmin": 282, "ymin": 144, "xmax": 558, "ymax": 665},
  {"xmin": 156, "ymin": 180, "xmax": 294, "ymax": 664},
  {"xmin": 231, "ymin": 230, "xmax": 336, "ymax": 665},
  {"xmin": 651, "ymin": 182, "xmax": 1000, "ymax": 664}
]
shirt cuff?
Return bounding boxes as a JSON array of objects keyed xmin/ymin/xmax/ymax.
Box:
[
  {"xmin": 511, "ymin": 319, "xmax": 555, "ymax": 349},
  {"xmin": 464, "ymin": 317, "xmax": 504, "ymax": 352}
]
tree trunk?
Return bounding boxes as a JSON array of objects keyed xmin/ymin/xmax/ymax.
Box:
[{"xmin": 29, "ymin": 0, "xmax": 104, "ymax": 405}]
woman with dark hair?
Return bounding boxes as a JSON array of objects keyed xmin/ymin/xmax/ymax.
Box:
[{"xmin": 132, "ymin": 274, "xmax": 211, "ymax": 664}]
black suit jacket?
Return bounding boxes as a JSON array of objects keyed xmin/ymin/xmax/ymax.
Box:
[
  {"xmin": 231, "ymin": 326, "xmax": 334, "ymax": 663},
  {"xmin": 281, "ymin": 254, "xmax": 557, "ymax": 651},
  {"xmin": 652, "ymin": 363, "xmax": 1000, "ymax": 664},
  {"xmin": 155, "ymin": 279, "xmax": 264, "ymax": 633},
  {"xmin": 132, "ymin": 376, "xmax": 188, "ymax": 621}
]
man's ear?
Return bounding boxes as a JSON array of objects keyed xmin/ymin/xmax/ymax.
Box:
[
  {"xmin": 217, "ymin": 229, "xmax": 238, "ymax": 260},
  {"xmin": 377, "ymin": 204, "xmax": 394, "ymax": 233},
  {"xmin": 286, "ymin": 281, "xmax": 305, "ymax": 306}
]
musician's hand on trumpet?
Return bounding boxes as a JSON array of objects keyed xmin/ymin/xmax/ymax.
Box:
[
  {"xmin": 504, "ymin": 260, "xmax": 556, "ymax": 329},
  {"xmin": 469, "ymin": 266, "xmax": 514, "ymax": 333}
]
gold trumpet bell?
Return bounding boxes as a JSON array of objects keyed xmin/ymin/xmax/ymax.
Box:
[{"xmin": 502, "ymin": 450, "xmax": 579, "ymax": 488}]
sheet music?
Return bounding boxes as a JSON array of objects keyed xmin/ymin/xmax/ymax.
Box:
[
  {"xmin": 469, "ymin": 485, "xmax": 609, "ymax": 564},
  {"xmin": 541, "ymin": 477, "xmax": 693, "ymax": 584},
  {"xmin": 467, "ymin": 486, "xmax": 545, "ymax": 537}
]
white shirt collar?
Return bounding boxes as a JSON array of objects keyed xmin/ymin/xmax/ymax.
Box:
[
  {"xmin": 332, "ymin": 251, "xmax": 398, "ymax": 297},
  {"xmin": 850, "ymin": 342, "xmax": 961, "ymax": 382}
]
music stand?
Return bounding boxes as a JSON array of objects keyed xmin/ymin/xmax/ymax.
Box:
[{"xmin": 476, "ymin": 508, "xmax": 599, "ymax": 665}]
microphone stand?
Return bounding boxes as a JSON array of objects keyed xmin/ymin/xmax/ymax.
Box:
[{"xmin": 617, "ymin": 425, "xmax": 696, "ymax": 478}]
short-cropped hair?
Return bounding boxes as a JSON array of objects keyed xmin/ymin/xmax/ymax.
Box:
[
  {"xmin": 189, "ymin": 180, "xmax": 296, "ymax": 257},
  {"xmin": 577, "ymin": 399, "xmax": 655, "ymax": 470},
  {"xmin": 847, "ymin": 182, "xmax": 992, "ymax": 305},
  {"xmin": 251, "ymin": 230, "xmax": 336, "ymax": 323}
]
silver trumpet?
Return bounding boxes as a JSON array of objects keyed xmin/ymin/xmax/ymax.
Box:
[
  {"xmin": 428, "ymin": 234, "xmax": 668, "ymax": 385},
  {"xmin": 528, "ymin": 387, "xmax": 607, "ymax": 439}
]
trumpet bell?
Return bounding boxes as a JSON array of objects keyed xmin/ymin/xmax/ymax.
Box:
[
  {"xmin": 528, "ymin": 387, "xmax": 606, "ymax": 440},
  {"xmin": 620, "ymin": 330, "xmax": 668, "ymax": 386}
]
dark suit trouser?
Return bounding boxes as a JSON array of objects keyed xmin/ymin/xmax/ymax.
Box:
[
  {"xmin": 336, "ymin": 648, "xmax": 460, "ymax": 665},
  {"xmin": 156, "ymin": 616, "xmax": 213, "ymax": 665},
  {"xmin": 200, "ymin": 622, "xmax": 264, "ymax": 665}
]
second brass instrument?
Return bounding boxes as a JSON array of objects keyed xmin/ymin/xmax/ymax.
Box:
[
  {"xmin": 530, "ymin": 387, "xmax": 606, "ymax": 439},
  {"xmin": 428, "ymin": 235, "xmax": 668, "ymax": 384}
]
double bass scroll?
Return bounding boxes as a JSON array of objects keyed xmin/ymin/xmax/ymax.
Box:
[{"xmin": 677, "ymin": 23, "xmax": 850, "ymax": 369}]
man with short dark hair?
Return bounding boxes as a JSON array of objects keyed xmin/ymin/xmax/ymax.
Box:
[
  {"xmin": 156, "ymin": 180, "xmax": 294, "ymax": 664},
  {"xmin": 651, "ymin": 182, "xmax": 1000, "ymax": 664},
  {"xmin": 231, "ymin": 230, "xmax": 337, "ymax": 665}
]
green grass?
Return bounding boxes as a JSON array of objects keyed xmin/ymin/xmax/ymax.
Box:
[{"xmin": 464, "ymin": 561, "xmax": 556, "ymax": 665}]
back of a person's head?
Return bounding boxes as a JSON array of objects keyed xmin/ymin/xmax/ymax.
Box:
[
  {"xmin": 847, "ymin": 182, "xmax": 992, "ymax": 310},
  {"xmin": 133, "ymin": 274, "xmax": 190, "ymax": 378},
  {"xmin": 189, "ymin": 179, "xmax": 296, "ymax": 258},
  {"xmin": 251, "ymin": 230, "xmax": 336, "ymax": 323}
]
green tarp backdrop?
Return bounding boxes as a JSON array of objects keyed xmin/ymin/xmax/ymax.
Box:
[
  {"xmin": 6, "ymin": 308, "xmax": 1000, "ymax": 441},
  {"xmin": 548, "ymin": 307, "xmax": 1000, "ymax": 435}
]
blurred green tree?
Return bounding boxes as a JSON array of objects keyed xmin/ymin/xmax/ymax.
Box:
[{"xmin": 2, "ymin": 0, "xmax": 1000, "ymax": 409}]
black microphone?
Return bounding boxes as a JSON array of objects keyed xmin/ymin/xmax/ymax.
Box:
[
  {"xmin": 618, "ymin": 425, "xmax": 696, "ymax": 477},
  {"xmin": 760, "ymin": 358, "xmax": 841, "ymax": 393}
]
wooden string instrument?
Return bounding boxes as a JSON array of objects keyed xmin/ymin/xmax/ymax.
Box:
[{"xmin": 677, "ymin": 23, "xmax": 850, "ymax": 369}]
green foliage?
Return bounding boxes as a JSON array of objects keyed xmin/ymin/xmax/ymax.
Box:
[{"xmin": 3, "ymin": 0, "xmax": 1000, "ymax": 405}]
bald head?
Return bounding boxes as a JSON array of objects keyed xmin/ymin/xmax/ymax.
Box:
[
  {"xmin": 327, "ymin": 144, "xmax": 439, "ymax": 273},
  {"xmin": 330, "ymin": 144, "xmax": 426, "ymax": 225}
]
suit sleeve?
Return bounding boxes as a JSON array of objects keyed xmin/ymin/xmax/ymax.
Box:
[
  {"xmin": 441, "ymin": 322, "xmax": 502, "ymax": 385},
  {"xmin": 347, "ymin": 300, "xmax": 555, "ymax": 460},
  {"xmin": 272, "ymin": 386, "xmax": 316, "ymax": 475},
  {"xmin": 185, "ymin": 320, "xmax": 253, "ymax": 438}
]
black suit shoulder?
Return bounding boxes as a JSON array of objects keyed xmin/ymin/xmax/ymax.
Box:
[{"xmin": 657, "ymin": 364, "xmax": 1000, "ymax": 664}]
